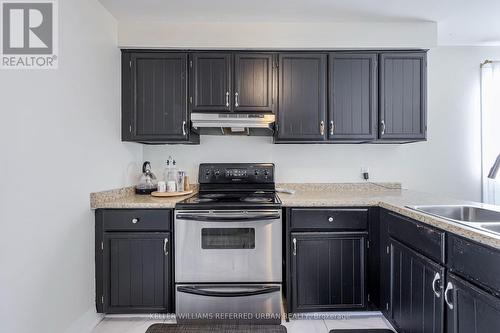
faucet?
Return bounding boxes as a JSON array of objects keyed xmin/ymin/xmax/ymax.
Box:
[{"xmin": 488, "ymin": 153, "xmax": 500, "ymax": 179}]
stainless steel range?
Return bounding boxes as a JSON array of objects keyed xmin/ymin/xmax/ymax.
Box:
[{"xmin": 174, "ymin": 163, "xmax": 282, "ymax": 324}]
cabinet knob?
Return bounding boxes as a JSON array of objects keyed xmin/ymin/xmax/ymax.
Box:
[
  {"xmin": 132, "ymin": 218, "xmax": 139, "ymax": 224},
  {"xmin": 328, "ymin": 216, "xmax": 334, "ymax": 223},
  {"xmin": 320, "ymin": 121, "xmax": 325, "ymax": 135}
]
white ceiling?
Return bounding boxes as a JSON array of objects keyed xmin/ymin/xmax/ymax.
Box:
[{"xmin": 98, "ymin": 0, "xmax": 500, "ymax": 45}]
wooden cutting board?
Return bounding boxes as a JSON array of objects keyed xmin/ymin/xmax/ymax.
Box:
[{"xmin": 151, "ymin": 190, "xmax": 193, "ymax": 197}]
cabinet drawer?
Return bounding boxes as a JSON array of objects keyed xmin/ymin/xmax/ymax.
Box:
[
  {"xmin": 385, "ymin": 210, "xmax": 444, "ymax": 263},
  {"xmin": 447, "ymin": 234, "xmax": 500, "ymax": 297},
  {"xmin": 101, "ymin": 209, "xmax": 171, "ymax": 231},
  {"xmin": 290, "ymin": 208, "xmax": 368, "ymax": 230}
]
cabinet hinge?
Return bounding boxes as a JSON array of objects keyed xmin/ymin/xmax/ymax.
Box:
[
  {"xmin": 386, "ymin": 246, "xmax": 390, "ymax": 254},
  {"xmin": 129, "ymin": 125, "xmax": 132, "ymax": 133},
  {"xmin": 189, "ymin": 60, "xmax": 193, "ymax": 68},
  {"xmin": 189, "ymin": 96, "xmax": 193, "ymax": 104},
  {"xmin": 101, "ymin": 295, "xmax": 104, "ymax": 304},
  {"xmin": 367, "ymin": 294, "xmax": 371, "ymax": 302},
  {"xmin": 273, "ymin": 61, "xmax": 279, "ymax": 69},
  {"xmin": 386, "ymin": 302, "xmax": 389, "ymax": 311},
  {"xmin": 367, "ymin": 240, "xmax": 370, "ymax": 249},
  {"xmin": 101, "ymin": 241, "xmax": 104, "ymax": 251},
  {"xmin": 129, "ymin": 60, "xmax": 131, "ymax": 69}
]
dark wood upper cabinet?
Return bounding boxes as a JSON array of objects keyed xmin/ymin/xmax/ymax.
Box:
[
  {"xmin": 328, "ymin": 53, "xmax": 378, "ymax": 141},
  {"xmin": 120, "ymin": 49, "xmax": 427, "ymax": 144},
  {"xmin": 123, "ymin": 52, "xmax": 190, "ymax": 143},
  {"xmin": 234, "ymin": 53, "xmax": 275, "ymax": 112},
  {"xmin": 379, "ymin": 52, "xmax": 427, "ymax": 141},
  {"xmin": 276, "ymin": 53, "xmax": 327, "ymax": 142},
  {"xmin": 189, "ymin": 53, "xmax": 232, "ymax": 112},
  {"xmin": 446, "ymin": 273, "xmax": 500, "ymax": 333},
  {"xmin": 389, "ymin": 239, "xmax": 444, "ymax": 333},
  {"xmin": 290, "ymin": 232, "xmax": 366, "ymax": 312},
  {"xmin": 102, "ymin": 232, "xmax": 171, "ymax": 314}
]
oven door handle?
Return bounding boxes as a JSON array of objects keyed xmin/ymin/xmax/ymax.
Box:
[
  {"xmin": 177, "ymin": 285, "xmax": 280, "ymax": 298},
  {"xmin": 175, "ymin": 214, "xmax": 281, "ymax": 222}
]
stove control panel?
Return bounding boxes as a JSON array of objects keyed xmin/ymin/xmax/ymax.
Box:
[{"xmin": 199, "ymin": 163, "xmax": 274, "ymax": 184}]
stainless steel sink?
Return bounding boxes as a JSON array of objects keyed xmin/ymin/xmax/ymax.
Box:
[
  {"xmin": 406, "ymin": 205, "xmax": 500, "ymax": 237},
  {"xmin": 481, "ymin": 224, "xmax": 500, "ymax": 234},
  {"xmin": 410, "ymin": 205, "xmax": 500, "ymax": 223}
]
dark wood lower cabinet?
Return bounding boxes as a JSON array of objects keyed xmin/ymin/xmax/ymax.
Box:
[
  {"xmin": 290, "ymin": 232, "xmax": 366, "ymax": 312},
  {"xmin": 389, "ymin": 239, "xmax": 444, "ymax": 333},
  {"xmin": 102, "ymin": 232, "xmax": 171, "ymax": 313},
  {"xmin": 445, "ymin": 273, "xmax": 500, "ymax": 333}
]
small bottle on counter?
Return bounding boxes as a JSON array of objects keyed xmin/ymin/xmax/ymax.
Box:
[
  {"xmin": 176, "ymin": 171, "xmax": 186, "ymax": 192},
  {"xmin": 164, "ymin": 156, "xmax": 178, "ymax": 192}
]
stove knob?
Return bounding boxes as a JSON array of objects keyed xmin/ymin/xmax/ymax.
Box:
[
  {"xmin": 254, "ymin": 170, "xmax": 259, "ymax": 176},
  {"xmin": 205, "ymin": 170, "xmax": 211, "ymax": 176},
  {"xmin": 214, "ymin": 170, "xmax": 220, "ymax": 176},
  {"xmin": 264, "ymin": 170, "xmax": 269, "ymax": 176}
]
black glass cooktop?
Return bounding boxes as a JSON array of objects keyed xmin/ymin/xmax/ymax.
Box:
[{"xmin": 176, "ymin": 191, "xmax": 282, "ymax": 209}]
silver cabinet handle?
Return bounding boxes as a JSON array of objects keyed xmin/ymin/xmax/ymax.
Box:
[
  {"xmin": 381, "ymin": 120, "xmax": 386, "ymax": 135},
  {"xmin": 328, "ymin": 216, "xmax": 334, "ymax": 223},
  {"xmin": 235, "ymin": 92, "xmax": 239, "ymax": 108},
  {"xmin": 163, "ymin": 238, "xmax": 169, "ymax": 256},
  {"xmin": 292, "ymin": 238, "xmax": 297, "ymax": 256},
  {"xmin": 182, "ymin": 121, "xmax": 187, "ymax": 136},
  {"xmin": 225, "ymin": 91, "xmax": 230, "ymax": 107},
  {"xmin": 432, "ymin": 272, "xmax": 441, "ymax": 298},
  {"xmin": 330, "ymin": 121, "xmax": 334, "ymax": 135},
  {"xmin": 131, "ymin": 218, "xmax": 139, "ymax": 224},
  {"xmin": 320, "ymin": 121, "xmax": 325, "ymax": 135},
  {"xmin": 444, "ymin": 282, "xmax": 454, "ymax": 310}
]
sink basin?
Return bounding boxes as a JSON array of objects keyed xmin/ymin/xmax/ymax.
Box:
[
  {"xmin": 407, "ymin": 205, "xmax": 500, "ymax": 237},
  {"xmin": 481, "ymin": 224, "xmax": 500, "ymax": 234},
  {"xmin": 410, "ymin": 205, "xmax": 500, "ymax": 223}
]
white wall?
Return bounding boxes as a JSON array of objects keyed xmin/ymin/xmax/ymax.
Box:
[
  {"xmin": 118, "ymin": 21, "xmax": 437, "ymax": 49},
  {"xmin": 0, "ymin": 1, "xmax": 141, "ymax": 333},
  {"xmin": 144, "ymin": 47, "xmax": 500, "ymax": 202}
]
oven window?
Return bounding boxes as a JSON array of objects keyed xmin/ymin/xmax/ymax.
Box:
[{"xmin": 201, "ymin": 228, "xmax": 255, "ymax": 249}]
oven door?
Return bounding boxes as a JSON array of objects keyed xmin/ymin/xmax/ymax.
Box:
[
  {"xmin": 176, "ymin": 284, "xmax": 282, "ymax": 324},
  {"xmin": 175, "ymin": 210, "xmax": 282, "ymax": 283}
]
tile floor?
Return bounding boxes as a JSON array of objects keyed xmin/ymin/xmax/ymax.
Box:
[{"xmin": 91, "ymin": 312, "xmax": 395, "ymax": 333}]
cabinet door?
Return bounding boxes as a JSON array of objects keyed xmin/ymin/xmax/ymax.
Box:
[
  {"xmin": 446, "ymin": 274, "xmax": 500, "ymax": 333},
  {"xmin": 379, "ymin": 52, "xmax": 427, "ymax": 141},
  {"xmin": 103, "ymin": 232, "xmax": 171, "ymax": 313},
  {"xmin": 234, "ymin": 53, "xmax": 275, "ymax": 112},
  {"xmin": 126, "ymin": 53, "xmax": 188, "ymax": 142},
  {"xmin": 390, "ymin": 239, "xmax": 444, "ymax": 333},
  {"xmin": 329, "ymin": 53, "xmax": 377, "ymax": 141},
  {"xmin": 290, "ymin": 232, "xmax": 366, "ymax": 312},
  {"xmin": 277, "ymin": 53, "xmax": 327, "ymax": 142},
  {"xmin": 190, "ymin": 53, "xmax": 232, "ymax": 112}
]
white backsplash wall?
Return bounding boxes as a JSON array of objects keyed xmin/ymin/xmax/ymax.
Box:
[{"xmin": 144, "ymin": 46, "xmax": 500, "ymax": 202}]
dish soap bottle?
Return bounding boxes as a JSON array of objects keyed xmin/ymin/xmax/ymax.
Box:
[{"xmin": 164, "ymin": 156, "xmax": 177, "ymax": 192}]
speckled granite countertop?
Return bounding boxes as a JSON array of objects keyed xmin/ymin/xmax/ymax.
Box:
[
  {"xmin": 90, "ymin": 186, "xmax": 198, "ymax": 209},
  {"xmin": 90, "ymin": 183, "xmax": 500, "ymax": 249}
]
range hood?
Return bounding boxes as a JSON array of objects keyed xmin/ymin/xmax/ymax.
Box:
[{"xmin": 191, "ymin": 113, "xmax": 275, "ymax": 136}]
